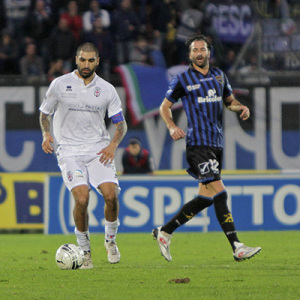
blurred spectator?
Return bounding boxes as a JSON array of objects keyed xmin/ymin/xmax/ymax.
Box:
[
  {"xmin": 18, "ymin": 36, "xmax": 37, "ymax": 59},
  {"xmin": 23, "ymin": 0, "xmax": 53, "ymax": 45},
  {"xmin": 0, "ymin": 1, "xmax": 6, "ymax": 32},
  {"xmin": 238, "ymin": 55, "xmax": 267, "ymax": 75},
  {"xmin": 97, "ymin": 0, "xmax": 116, "ymax": 11},
  {"xmin": 48, "ymin": 17, "xmax": 77, "ymax": 72},
  {"xmin": 29, "ymin": 0, "xmax": 55, "ymax": 15},
  {"xmin": 161, "ymin": 5, "xmax": 177, "ymax": 67},
  {"xmin": 82, "ymin": 0, "xmax": 111, "ymax": 32},
  {"xmin": 111, "ymin": 0, "xmax": 140, "ymax": 64},
  {"xmin": 51, "ymin": 0, "xmax": 89, "ymax": 15},
  {"xmin": 220, "ymin": 49, "xmax": 236, "ymax": 74},
  {"xmin": 19, "ymin": 42, "xmax": 45, "ymax": 82},
  {"xmin": 76, "ymin": 0, "xmax": 92, "ymax": 14},
  {"xmin": 82, "ymin": 17, "xmax": 115, "ymax": 79},
  {"xmin": 60, "ymin": 0, "xmax": 83, "ymax": 42},
  {"xmin": 134, "ymin": 0, "xmax": 148, "ymax": 26},
  {"xmin": 4, "ymin": 0, "xmax": 31, "ymax": 38},
  {"xmin": 238, "ymin": 54, "xmax": 270, "ymax": 85},
  {"xmin": 47, "ymin": 58, "xmax": 66, "ymax": 83},
  {"xmin": 122, "ymin": 138, "xmax": 153, "ymax": 174},
  {"xmin": 176, "ymin": 0, "xmax": 191, "ymax": 12},
  {"xmin": 23, "ymin": 0, "xmax": 54, "ymax": 67},
  {"xmin": 0, "ymin": 29, "xmax": 19, "ymax": 74},
  {"xmin": 130, "ymin": 35, "xmax": 153, "ymax": 65},
  {"xmin": 150, "ymin": 0, "xmax": 173, "ymax": 50}
]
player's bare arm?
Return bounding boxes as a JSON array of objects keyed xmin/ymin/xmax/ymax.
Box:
[
  {"xmin": 39, "ymin": 112, "xmax": 54, "ymax": 154},
  {"xmin": 160, "ymin": 97, "xmax": 186, "ymax": 140},
  {"xmin": 98, "ymin": 120, "xmax": 128, "ymax": 164},
  {"xmin": 224, "ymin": 95, "xmax": 250, "ymax": 121}
]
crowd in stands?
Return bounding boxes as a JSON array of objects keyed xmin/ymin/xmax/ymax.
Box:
[
  {"xmin": 0, "ymin": 0, "xmax": 218, "ymax": 83},
  {"xmin": 0, "ymin": 0, "xmax": 296, "ymax": 83}
]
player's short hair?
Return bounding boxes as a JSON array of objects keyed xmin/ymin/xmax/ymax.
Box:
[
  {"xmin": 76, "ymin": 42, "xmax": 99, "ymax": 57},
  {"xmin": 185, "ymin": 34, "xmax": 211, "ymax": 52}
]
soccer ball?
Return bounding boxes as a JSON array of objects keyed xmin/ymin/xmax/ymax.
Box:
[{"xmin": 55, "ymin": 243, "xmax": 84, "ymax": 270}]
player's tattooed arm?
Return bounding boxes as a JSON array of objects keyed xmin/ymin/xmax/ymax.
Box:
[
  {"xmin": 112, "ymin": 119, "xmax": 127, "ymax": 147},
  {"xmin": 98, "ymin": 120, "xmax": 127, "ymax": 164},
  {"xmin": 39, "ymin": 112, "xmax": 51, "ymax": 135},
  {"xmin": 39, "ymin": 112, "xmax": 54, "ymax": 154}
]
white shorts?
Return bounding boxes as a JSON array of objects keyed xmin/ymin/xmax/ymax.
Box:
[{"xmin": 58, "ymin": 154, "xmax": 119, "ymax": 192}]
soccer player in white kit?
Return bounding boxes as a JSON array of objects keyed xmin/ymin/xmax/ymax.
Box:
[{"xmin": 39, "ymin": 43, "xmax": 127, "ymax": 269}]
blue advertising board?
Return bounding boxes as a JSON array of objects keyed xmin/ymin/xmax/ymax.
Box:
[{"xmin": 44, "ymin": 174, "xmax": 300, "ymax": 234}]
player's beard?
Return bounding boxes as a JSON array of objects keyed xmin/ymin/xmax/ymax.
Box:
[
  {"xmin": 192, "ymin": 55, "xmax": 209, "ymax": 69},
  {"xmin": 77, "ymin": 65, "xmax": 97, "ymax": 78}
]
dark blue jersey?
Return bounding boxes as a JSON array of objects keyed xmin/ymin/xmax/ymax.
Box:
[{"xmin": 165, "ymin": 66, "xmax": 232, "ymax": 147}]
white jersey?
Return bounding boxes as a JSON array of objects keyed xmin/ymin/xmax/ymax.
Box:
[{"xmin": 40, "ymin": 70, "xmax": 123, "ymax": 157}]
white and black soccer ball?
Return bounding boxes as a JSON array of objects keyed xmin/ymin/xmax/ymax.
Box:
[{"xmin": 55, "ymin": 243, "xmax": 84, "ymax": 270}]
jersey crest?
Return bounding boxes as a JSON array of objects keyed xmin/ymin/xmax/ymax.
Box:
[
  {"xmin": 94, "ymin": 87, "xmax": 101, "ymax": 97},
  {"xmin": 215, "ymin": 75, "xmax": 223, "ymax": 84}
]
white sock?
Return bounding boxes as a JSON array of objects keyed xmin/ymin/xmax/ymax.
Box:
[
  {"xmin": 74, "ymin": 227, "xmax": 91, "ymax": 252},
  {"xmin": 105, "ymin": 219, "xmax": 120, "ymax": 242}
]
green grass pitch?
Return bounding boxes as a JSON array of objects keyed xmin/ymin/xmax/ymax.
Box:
[{"xmin": 0, "ymin": 231, "xmax": 299, "ymax": 300}]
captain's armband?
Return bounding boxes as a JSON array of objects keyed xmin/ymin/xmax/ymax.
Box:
[{"xmin": 111, "ymin": 111, "xmax": 125, "ymax": 124}]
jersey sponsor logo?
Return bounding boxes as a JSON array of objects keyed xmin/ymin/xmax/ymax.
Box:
[
  {"xmin": 199, "ymin": 162, "xmax": 210, "ymax": 175},
  {"xmin": 62, "ymin": 92, "xmax": 77, "ymax": 98},
  {"xmin": 187, "ymin": 84, "xmax": 201, "ymax": 91},
  {"xmin": 66, "ymin": 85, "xmax": 72, "ymax": 91},
  {"xmin": 68, "ymin": 103, "xmax": 101, "ymax": 112},
  {"xmin": 199, "ymin": 77, "xmax": 213, "ymax": 82},
  {"xmin": 209, "ymin": 159, "xmax": 219, "ymax": 174},
  {"xmin": 74, "ymin": 169, "xmax": 84, "ymax": 178},
  {"xmin": 198, "ymin": 89, "xmax": 222, "ymax": 103},
  {"xmin": 198, "ymin": 159, "xmax": 219, "ymax": 175},
  {"xmin": 215, "ymin": 75, "xmax": 223, "ymax": 84},
  {"xmin": 94, "ymin": 87, "xmax": 101, "ymax": 97}
]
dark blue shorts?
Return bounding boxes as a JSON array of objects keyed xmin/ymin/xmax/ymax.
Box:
[{"xmin": 186, "ymin": 145, "xmax": 223, "ymax": 184}]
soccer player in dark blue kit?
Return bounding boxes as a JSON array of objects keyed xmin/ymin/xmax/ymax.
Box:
[{"xmin": 152, "ymin": 34, "xmax": 261, "ymax": 262}]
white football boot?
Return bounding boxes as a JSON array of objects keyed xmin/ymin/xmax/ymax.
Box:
[
  {"xmin": 152, "ymin": 226, "xmax": 172, "ymax": 262},
  {"xmin": 105, "ymin": 240, "xmax": 121, "ymax": 264},
  {"xmin": 233, "ymin": 242, "xmax": 261, "ymax": 261},
  {"xmin": 80, "ymin": 251, "xmax": 93, "ymax": 269}
]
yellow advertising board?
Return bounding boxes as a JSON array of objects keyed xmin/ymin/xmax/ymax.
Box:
[{"xmin": 0, "ymin": 173, "xmax": 47, "ymax": 229}]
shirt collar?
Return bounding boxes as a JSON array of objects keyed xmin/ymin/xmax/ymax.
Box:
[
  {"xmin": 189, "ymin": 63, "xmax": 211, "ymax": 76},
  {"xmin": 72, "ymin": 70, "xmax": 97, "ymax": 87}
]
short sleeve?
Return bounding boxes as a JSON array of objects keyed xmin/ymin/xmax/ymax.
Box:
[
  {"xmin": 223, "ymin": 72, "xmax": 233, "ymax": 98},
  {"xmin": 165, "ymin": 76, "xmax": 186, "ymax": 103},
  {"xmin": 39, "ymin": 78, "xmax": 59, "ymax": 115},
  {"xmin": 107, "ymin": 86, "xmax": 123, "ymax": 118}
]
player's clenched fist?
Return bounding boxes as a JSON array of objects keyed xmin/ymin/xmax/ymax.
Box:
[{"xmin": 169, "ymin": 126, "xmax": 186, "ymax": 140}]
